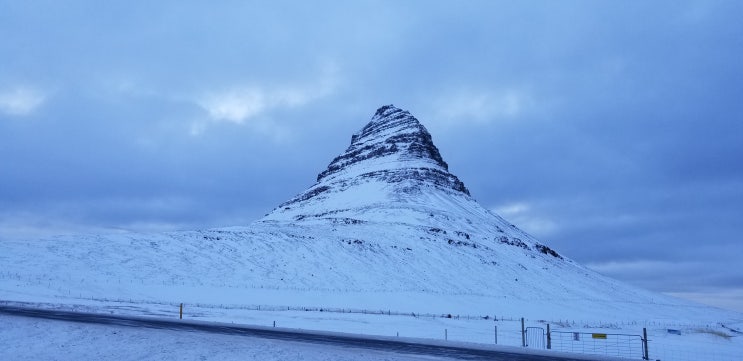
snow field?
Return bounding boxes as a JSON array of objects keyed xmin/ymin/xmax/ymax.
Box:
[
  {"xmin": 0, "ymin": 314, "xmax": 447, "ymax": 361},
  {"xmin": 2, "ymin": 292, "xmax": 741, "ymax": 361}
]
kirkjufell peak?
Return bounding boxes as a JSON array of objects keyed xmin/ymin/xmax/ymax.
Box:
[
  {"xmin": 315, "ymin": 105, "xmax": 464, "ymax": 192},
  {"xmin": 339, "ymin": 104, "xmax": 450, "ymax": 174},
  {"xmin": 268, "ymin": 105, "xmax": 479, "ymax": 223}
]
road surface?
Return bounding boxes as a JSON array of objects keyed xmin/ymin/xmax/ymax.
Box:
[{"xmin": 0, "ymin": 304, "xmax": 606, "ymax": 361}]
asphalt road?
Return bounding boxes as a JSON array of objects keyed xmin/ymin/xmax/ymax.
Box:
[{"xmin": 0, "ymin": 304, "xmax": 597, "ymax": 361}]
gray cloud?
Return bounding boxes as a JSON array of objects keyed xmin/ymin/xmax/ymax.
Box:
[{"xmin": 1, "ymin": 0, "xmax": 741, "ymax": 311}]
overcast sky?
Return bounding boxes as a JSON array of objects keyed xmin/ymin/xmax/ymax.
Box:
[{"xmin": 1, "ymin": 1, "xmax": 741, "ymax": 312}]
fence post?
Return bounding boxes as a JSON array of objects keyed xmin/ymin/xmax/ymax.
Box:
[
  {"xmin": 179, "ymin": 303, "xmax": 183, "ymax": 319},
  {"xmin": 642, "ymin": 328, "xmax": 649, "ymax": 360},
  {"xmin": 521, "ymin": 318, "xmax": 526, "ymax": 347},
  {"xmin": 445, "ymin": 329, "xmax": 448, "ymax": 340},
  {"xmin": 547, "ymin": 324, "xmax": 551, "ymax": 349},
  {"xmin": 494, "ymin": 325, "xmax": 498, "ymax": 344}
]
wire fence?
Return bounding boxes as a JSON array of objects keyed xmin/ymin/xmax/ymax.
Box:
[{"xmin": 1, "ymin": 296, "xmax": 740, "ymax": 361}]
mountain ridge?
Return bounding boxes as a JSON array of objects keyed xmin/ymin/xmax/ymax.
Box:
[{"xmin": 314, "ymin": 105, "xmax": 466, "ymax": 191}]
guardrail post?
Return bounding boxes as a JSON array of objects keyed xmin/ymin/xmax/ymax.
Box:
[
  {"xmin": 521, "ymin": 317, "xmax": 526, "ymax": 347},
  {"xmin": 179, "ymin": 303, "xmax": 183, "ymax": 319},
  {"xmin": 445, "ymin": 328, "xmax": 448, "ymax": 340},
  {"xmin": 642, "ymin": 328, "xmax": 649, "ymax": 360},
  {"xmin": 494, "ymin": 325, "xmax": 498, "ymax": 344}
]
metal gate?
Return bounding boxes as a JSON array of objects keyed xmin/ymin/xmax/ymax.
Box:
[
  {"xmin": 550, "ymin": 331, "xmax": 646, "ymax": 359},
  {"xmin": 525, "ymin": 327, "xmax": 546, "ymax": 349}
]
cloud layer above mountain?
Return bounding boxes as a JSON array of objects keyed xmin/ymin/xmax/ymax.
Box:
[{"xmin": 1, "ymin": 1, "xmax": 741, "ymax": 311}]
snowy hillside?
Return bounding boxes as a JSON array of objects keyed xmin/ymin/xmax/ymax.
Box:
[{"xmin": 1, "ymin": 105, "xmax": 741, "ymax": 360}]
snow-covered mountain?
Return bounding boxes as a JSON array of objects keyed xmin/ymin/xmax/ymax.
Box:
[
  {"xmin": 254, "ymin": 104, "xmax": 572, "ymax": 292},
  {"xmin": 1, "ymin": 105, "xmax": 737, "ymax": 324},
  {"xmin": 265, "ymin": 104, "xmax": 558, "ymax": 257},
  {"xmin": 4, "ymin": 104, "xmax": 742, "ymax": 361}
]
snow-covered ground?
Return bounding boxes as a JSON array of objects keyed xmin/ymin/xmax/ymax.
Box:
[
  {"xmin": 0, "ymin": 313, "xmax": 449, "ymax": 361},
  {"xmin": 1, "ymin": 292, "xmax": 741, "ymax": 361},
  {"xmin": 2, "ymin": 309, "xmax": 652, "ymax": 361}
]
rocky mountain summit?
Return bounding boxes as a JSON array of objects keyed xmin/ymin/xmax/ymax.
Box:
[
  {"xmin": 276, "ymin": 105, "xmax": 469, "ymax": 215},
  {"xmin": 315, "ymin": 104, "xmax": 468, "ymax": 195}
]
